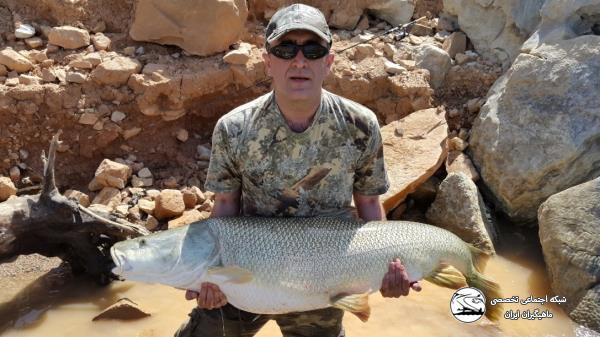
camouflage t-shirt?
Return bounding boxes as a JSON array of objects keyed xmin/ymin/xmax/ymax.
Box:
[{"xmin": 205, "ymin": 89, "xmax": 389, "ymax": 217}]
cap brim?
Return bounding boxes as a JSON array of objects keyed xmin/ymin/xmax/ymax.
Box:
[{"xmin": 267, "ymin": 22, "xmax": 331, "ymax": 45}]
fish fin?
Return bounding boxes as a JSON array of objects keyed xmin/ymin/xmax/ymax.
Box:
[
  {"xmin": 468, "ymin": 244, "xmax": 491, "ymax": 273},
  {"xmin": 425, "ymin": 264, "xmax": 467, "ymax": 289},
  {"xmin": 207, "ymin": 266, "xmax": 253, "ymax": 284},
  {"xmin": 466, "ymin": 270, "xmax": 503, "ymax": 322},
  {"xmin": 330, "ymin": 292, "xmax": 371, "ymax": 322}
]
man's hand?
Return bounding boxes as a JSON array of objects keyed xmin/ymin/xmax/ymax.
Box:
[
  {"xmin": 380, "ymin": 258, "xmax": 422, "ymax": 297},
  {"xmin": 185, "ymin": 282, "xmax": 228, "ymax": 309}
]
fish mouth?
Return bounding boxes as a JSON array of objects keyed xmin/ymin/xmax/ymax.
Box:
[{"xmin": 110, "ymin": 246, "xmax": 132, "ymax": 276}]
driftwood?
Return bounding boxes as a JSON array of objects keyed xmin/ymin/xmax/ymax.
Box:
[{"xmin": 0, "ymin": 133, "xmax": 149, "ymax": 284}]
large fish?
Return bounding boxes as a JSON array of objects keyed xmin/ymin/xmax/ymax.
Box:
[{"xmin": 110, "ymin": 217, "xmax": 502, "ymax": 321}]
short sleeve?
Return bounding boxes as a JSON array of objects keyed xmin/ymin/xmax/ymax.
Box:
[
  {"xmin": 204, "ymin": 119, "xmax": 241, "ymax": 193},
  {"xmin": 353, "ymin": 120, "xmax": 390, "ymax": 195}
]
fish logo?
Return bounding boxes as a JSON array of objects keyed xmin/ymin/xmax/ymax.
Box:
[{"xmin": 450, "ymin": 287, "xmax": 486, "ymax": 323}]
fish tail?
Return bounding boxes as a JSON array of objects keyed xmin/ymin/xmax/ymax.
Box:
[
  {"xmin": 466, "ymin": 270, "xmax": 503, "ymax": 322},
  {"xmin": 468, "ymin": 243, "xmax": 491, "ymax": 273}
]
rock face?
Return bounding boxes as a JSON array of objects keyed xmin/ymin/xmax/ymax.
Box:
[
  {"xmin": 129, "ymin": 0, "xmax": 248, "ymax": 56},
  {"xmin": 469, "ymin": 35, "xmax": 600, "ymax": 222},
  {"xmin": 442, "ymin": 0, "xmax": 544, "ymax": 64},
  {"xmin": 380, "ymin": 108, "xmax": 448, "ymax": 211},
  {"xmin": 538, "ymin": 177, "xmax": 600, "ymax": 331},
  {"xmin": 426, "ymin": 173, "xmax": 496, "ymax": 253}
]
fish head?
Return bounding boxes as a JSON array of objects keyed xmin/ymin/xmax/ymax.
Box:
[{"xmin": 110, "ymin": 223, "xmax": 219, "ymax": 288}]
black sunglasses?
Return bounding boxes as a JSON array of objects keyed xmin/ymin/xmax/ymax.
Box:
[{"xmin": 267, "ymin": 42, "xmax": 330, "ymax": 60}]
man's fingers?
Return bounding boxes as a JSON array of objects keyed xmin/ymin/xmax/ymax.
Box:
[
  {"xmin": 392, "ymin": 258, "xmax": 409, "ymax": 296},
  {"xmin": 411, "ymin": 281, "xmax": 422, "ymax": 292},
  {"xmin": 185, "ymin": 290, "xmax": 199, "ymax": 301}
]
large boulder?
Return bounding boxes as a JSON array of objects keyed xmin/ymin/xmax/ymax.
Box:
[
  {"xmin": 380, "ymin": 108, "xmax": 448, "ymax": 212},
  {"xmin": 522, "ymin": 0, "xmax": 600, "ymax": 51},
  {"xmin": 129, "ymin": 0, "xmax": 248, "ymax": 57},
  {"xmin": 426, "ymin": 173, "xmax": 496, "ymax": 253},
  {"xmin": 469, "ymin": 35, "xmax": 600, "ymax": 222},
  {"xmin": 442, "ymin": 0, "xmax": 545, "ymax": 64},
  {"xmin": 538, "ymin": 177, "xmax": 600, "ymax": 332}
]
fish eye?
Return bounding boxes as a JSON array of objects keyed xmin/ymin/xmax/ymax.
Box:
[{"xmin": 139, "ymin": 239, "xmax": 147, "ymax": 247}]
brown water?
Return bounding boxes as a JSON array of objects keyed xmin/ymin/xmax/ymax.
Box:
[{"xmin": 0, "ymin": 242, "xmax": 597, "ymax": 337}]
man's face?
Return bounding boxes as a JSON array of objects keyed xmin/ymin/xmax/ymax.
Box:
[{"xmin": 263, "ymin": 30, "xmax": 335, "ymax": 102}]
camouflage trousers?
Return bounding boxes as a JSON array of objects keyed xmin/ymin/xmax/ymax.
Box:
[{"xmin": 174, "ymin": 304, "xmax": 345, "ymax": 337}]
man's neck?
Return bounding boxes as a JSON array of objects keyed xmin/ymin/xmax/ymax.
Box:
[{"xmin": 274, "ymin": 90, "xmax": 322, "ymax": 132}]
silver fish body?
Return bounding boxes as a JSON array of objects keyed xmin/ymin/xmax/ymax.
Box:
[{"xmin": 111, "ymin": 217, "xmax": 502, "ymax": 321}]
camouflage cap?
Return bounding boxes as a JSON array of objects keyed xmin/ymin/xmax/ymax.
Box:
[{"xmin": 265, "ymin": 4, "xmax": 332, "ymax": 46}]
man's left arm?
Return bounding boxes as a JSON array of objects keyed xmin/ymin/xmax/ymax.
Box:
[
  {"xmin": 354, "ymin": 192, "xmax": 422, "ymax": 297},
  {"xmin": 352, "ymin": 117, "xmax": 421, "ymax": 297}
]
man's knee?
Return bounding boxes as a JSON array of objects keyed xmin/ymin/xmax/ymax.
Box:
[
  {"xmin": 174, "ymin": 305, "xmax": 268, "ymax": 337},
  {"xmin": 276, "ymin": 307, "xmax": 345, "ymax": 337}
]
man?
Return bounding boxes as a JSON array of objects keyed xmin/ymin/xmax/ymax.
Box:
[{"xmin": 175, "ymin": 4, "xmax": 421, "ymax": 337}]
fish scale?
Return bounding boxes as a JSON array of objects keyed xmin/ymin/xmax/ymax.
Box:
[
  {"xmin": 111, "ymin": 217, "xmax": 503, "ymax": 321},
  {"xmin": 211, "ymin": 218, "xmax": 464, "ymax": 294}
]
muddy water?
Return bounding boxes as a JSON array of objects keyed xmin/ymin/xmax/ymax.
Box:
[{"xmin": 0, "ymin": 240, "xmax": 595, "ymax": 337}]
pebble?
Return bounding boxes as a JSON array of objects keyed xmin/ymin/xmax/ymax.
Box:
[
  {"xmin": 79, "ymin": 112, "xmax": 99, "ymax": 125},
  {"xmin": 196, "ymin": 144, "xmax": 211, "ymax": 161},
  {"xmin": 19, "ymin": 74, "xmax": 40, "ymax": 85},
  {"xmin": 138, "ymin": 167, "xmax": 152, "ymax": 179},
  {"xmin": 19, "ymin": 149, "xmax": 28, "ymax": 160},
  {"xmin": 384, "ymin": 59, "xmax": 406, "ymax": 75},
  {"xmin": 41, "ymin": 59, "xmax": 54, "ymax": 68},
  {"xmin": 145, "ymin": 215, "xmax": 159, "ymax": 231},
  {"xmin": 5, "ymin": 78, "xmax": 19, "ymax": 86},
  {"xmin": 25, "ymin": 37, "xmax": 43, "ymax": 49},
  {"xmin": 9, "ymin": 166, "xmax": 20, "ymax": 182},
  {"xmin": 93, "ymin": 119, "xmax": 105, "ymax": 131},
  {"xmin": 69, "ymin": 59, "xmax": 93, "ymax": 69},
  {"xmin": 91, "ymin": 33, "xmax": 111, "ymax": 51},
  {"xmin": 122, "ymin": 127, "xmax": 142, "ymax": 140},
  {"xmin": 176, "ymin": 129, "xmax": 189, "ymax": 142},
  {"xmin": 111, "ymin": 111, "xmax": 126, "ymax": 123},
  {"xmin": 123, "ymin": 46, "xmax": 136, "ymax": 56},
  {"xmin": 66, "ymin": 71, "xmax": 87, "ymax": 83},
  {"xmin": 448, "ymin": 137, "xmax": 468, "ymax": 151},
  {"xmin": 15, "ymin": 24, "xmax": 35, "ymax": 39},
  {"xmin": 448, "ymin": 108, "xmax": 460, "ymax": 118},
  {"xmin": 163, "ymin": 176, "xmax": 179, "ymax": 189}
]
